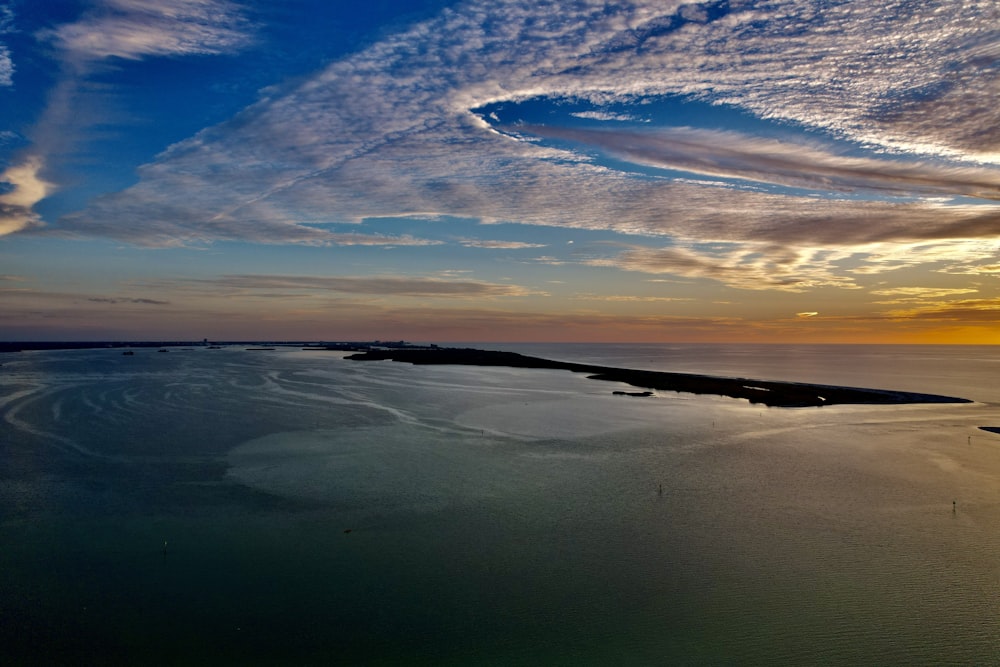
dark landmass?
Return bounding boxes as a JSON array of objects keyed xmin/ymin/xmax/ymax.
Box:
[
  {"xmin": 0, "ymin": 340, "xmax": 419, "ymax": 354},
  {"xmin": 0, "ymin": 341, "xmax": 208, "ymax": 353},
  {"xmin": 346, "ymin": 347, "xmax": 972, "ymax": 408},
  {"xmin": 0, "ymin": 340, "xmax": 974, "ymax": 407}
]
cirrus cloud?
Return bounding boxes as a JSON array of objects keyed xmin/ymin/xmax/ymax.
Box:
[
  {"xmin": 193, "ymin": 274, "xmax": 543, "ymax": 299},
  {"xmin": 38, "ymin": 0, "xmax": 254, "ymax": 63}
]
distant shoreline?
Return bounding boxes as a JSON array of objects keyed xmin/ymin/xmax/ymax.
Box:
[{"xmin": 346, "ymin": 347, "xmax": 973, "ymax": 408}]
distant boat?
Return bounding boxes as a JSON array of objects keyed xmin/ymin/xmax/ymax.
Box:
[
  {"xmin": 158, "ymin": 349, "xmax": 168, "ymax": 353},
  {"xmin": 208, "ymin": 346, "xmax": 221, "ymax": 349},
  {"xmin": 122, "ymin": 350, "xmax": 134, "ymax": 356}
]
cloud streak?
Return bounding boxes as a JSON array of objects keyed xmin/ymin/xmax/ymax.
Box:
[
  {"xmin": 87, "ymin": 297, "xmax": 170, "ymax": 305},
  {"xmin": 516, "ymin": 124, "xmax": 1000, "ymax": 200},
  {"xmin": 0, "ymin": 3, "xmax": 12, "ymax": 87},
  {"xmin": 459, "ymin": 239, "xmax": 547, "ymax": 249},
  {"xmin": 39, "ymin": 0, "xmax": 253, "ymax": 63},
  {"xmin": 195, "ymin": 274, "xmax": 540, "ymax": 299},
  {"xmin": 883, "ymin": 298, "xmax": 1000, "ymax": 323}
]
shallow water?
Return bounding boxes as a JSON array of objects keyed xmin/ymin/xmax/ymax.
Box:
[{"xmin": 2, "ymin": 344, "xmax": 999, "ymax": 664}]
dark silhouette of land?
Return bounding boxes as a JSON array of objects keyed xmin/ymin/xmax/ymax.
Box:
[{"xmin": 346, "ymin": 347, "xmax": 972, "ymax": 408}]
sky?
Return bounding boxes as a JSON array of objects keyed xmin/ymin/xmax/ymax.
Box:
[{"xmin": 1, "ymin": 0, "xmax": 999, "ymax": 344}]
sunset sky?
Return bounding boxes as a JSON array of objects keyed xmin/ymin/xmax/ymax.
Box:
[{"xmin": 1, "ymin": 0, "xmax": 999, "ymax": 343}]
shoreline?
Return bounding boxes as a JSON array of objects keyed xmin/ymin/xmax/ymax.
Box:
[{"xmin": 346, "ymin": 347, "xmax": 973, "ymax": 408}]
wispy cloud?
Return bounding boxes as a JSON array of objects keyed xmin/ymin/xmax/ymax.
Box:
[
  {"xmin": 516, "ymin": 124, "xmax": 1000, "ymax": 200},
  {"xmin": 0, "ymin": 3, "xmax": 13, "ymax": 86},
  {"xmin": 39, "ymin": 0, "xmax": 253, "ymax": 63},
  {"xmin": 586, "ymin": 243, "xmax": 860, "ymax": 292},
  {"xmin": 0, "ymin": 0, "xmax": 255, "ymax": 238},
  {"xmin": 570, "ymin": 111, "xmax": 645, "ymax": 123},
  {"xmin": 459, "ymin": 239, "xmax": 547, "ymax": 249},
  {"xmin": 587, "ymin": 237, "xmax": 1000, "ymax": 292},
  {"xmin": 572, "ymin": 294, "xmax": 692, "ymax": 302},
  {"xmin": 870, "ymin": 287, "xmax": 980, "ymax": 304},
  {"xmin": 194, "ymin": 274, "xmax": 540, "ymax": 299},
  {"xmin": 87, "ymin": 296, "xmax": 170, "ymax": 305},
  {"xmin": 882, "ymin": 298, "xmax": 1000, "ymax": 322},
  {"xmin": 17, "ymin": 0, "xmax": 997, "ymax": 306}
]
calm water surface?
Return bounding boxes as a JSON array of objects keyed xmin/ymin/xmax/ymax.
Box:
[{"xmin": 2, "ymin": 344, "xmax": 999, "ymax": 664}]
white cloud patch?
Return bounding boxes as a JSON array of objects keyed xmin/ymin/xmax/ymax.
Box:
[
  {"xmin": 570, "ymin": 111, "xmax": 645, "ymax": 122},
  {"xmin": 0, "ymin": 156, "xmax": 53, "ymax": 234},
  {"xmin": 39, "ymin": 0, "xmax": 253, "ymax": 62}
]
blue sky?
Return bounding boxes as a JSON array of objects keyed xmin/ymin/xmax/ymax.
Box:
[{"xmin": 1, "ymin": 0, "xmax": 999, "ymax": 343}]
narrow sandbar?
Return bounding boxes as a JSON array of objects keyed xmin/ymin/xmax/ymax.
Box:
[{"xmin": 345, "ymin": 347, "xmax": 972, "ymax": 408}]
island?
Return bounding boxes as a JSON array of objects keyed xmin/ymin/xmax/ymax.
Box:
[{"xmin": 346, "ymin": 347, "xmax": 972, "ymax": 408}]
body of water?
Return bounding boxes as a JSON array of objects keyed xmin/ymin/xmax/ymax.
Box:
[{"xmin": 2, "ymin": 344, "xmax": 999, "ymax": 664}]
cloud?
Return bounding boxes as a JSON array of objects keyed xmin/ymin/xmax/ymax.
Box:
[
  {"xmin": 796, "ymin": 312, "xmax": 818, "ymax": 318},
  {"xmin": 882, "ymin": 298, "xmax": 1000, "ymax": 322},
  {"xmin": 586, "ymin": 242, "xmax": 860, "ymax": 292},
  {"xmin": 516, "ymin": 124, "xmax": 1000, "ymax": 200},
  {"xmin": 965, "ymin": 265, "xmax": 1000, "ymax": 275},
  {"xmin": 34, "ymin": 0, "xmax": 1000, "ymax": 285},
  {"xmin": 570, "ymin": 111, "xmax": 645, "ymax": 122},
  {"xmin": 459, "ymin": 239, "xmax": 547, "ymax": 249},
  {"xmin": 39, "ymin": 0, "xmax": 253, "ymax": 63},
  {"xmin": 572, "ymin": 294, "xmax": 692, "ymax": 302},
  {"xmin": 869, "ymin": 287, "xmax": 980, "ymax": 303},
  {"xmin": 193, "ymin": 274, "xmax": 540, "ymax": 299},
  {"xmin": 0, "ymin": 1, "xmax": 256, "ymax": 239},
  {"xmin": 0, "ymin": 48, "xmax": 10, "ymax": 88},
  {"xmin": 87, "ymin": 297, "xmax": 170, "ymax": 305},
  {"xmin": 0, "ymin": 156, "xmax": 53, "ymax": 234},
  {"xmin": 585, "ymin": 236, "xmax": 1000, "ymax": 292},
  {"xmin": 0, "ymin": 3, "xmax": 12, "ymax": 86}
]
